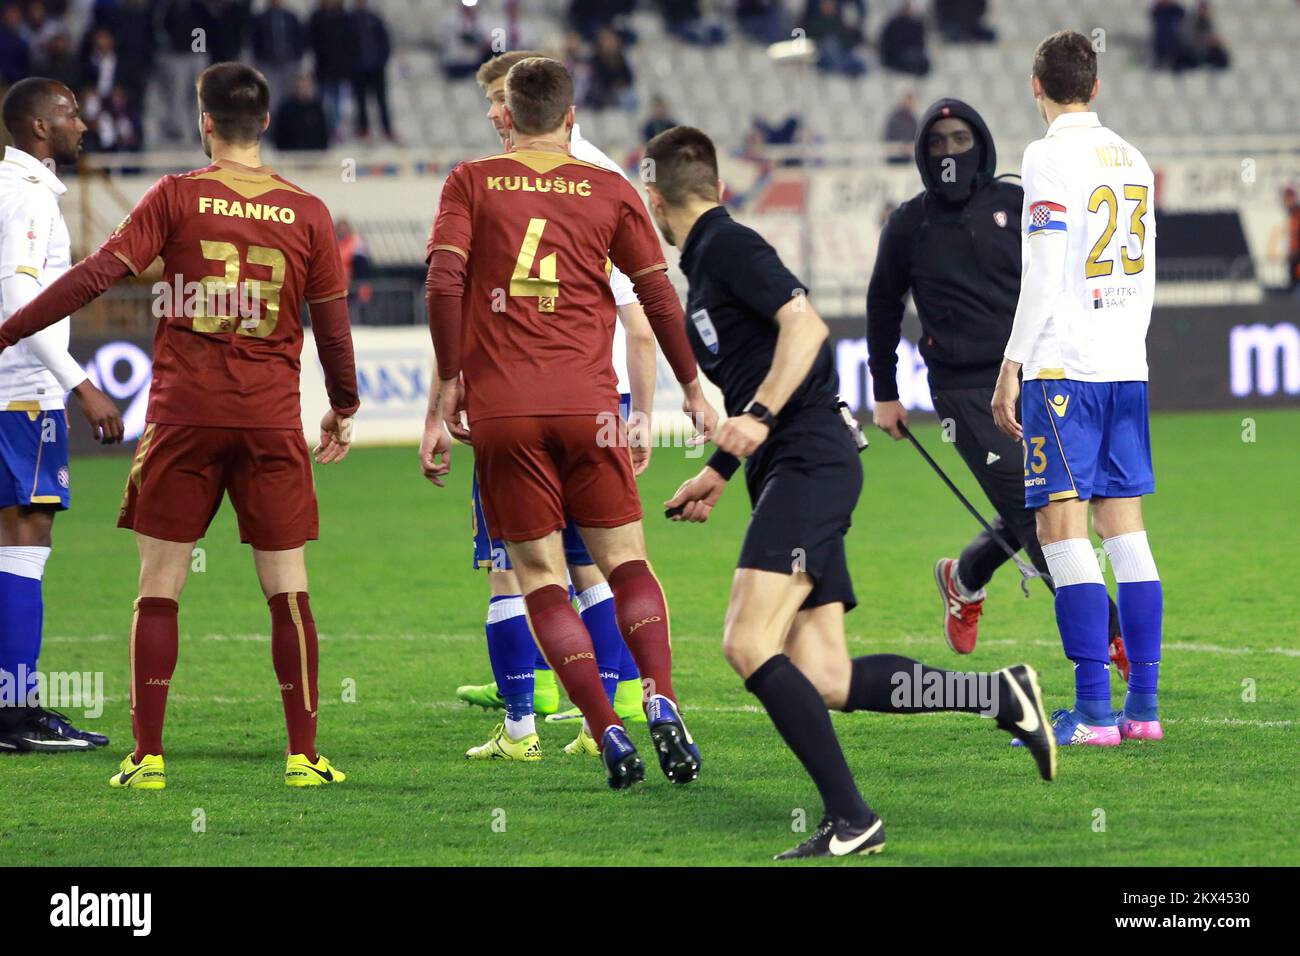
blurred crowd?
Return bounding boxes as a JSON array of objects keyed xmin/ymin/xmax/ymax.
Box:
[{"xmin": 0, "ymin": 0, "xmax": 396, "ymax": 154}]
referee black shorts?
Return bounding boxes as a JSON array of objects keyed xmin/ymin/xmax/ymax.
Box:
[{"xmin": 738, "ymin": 406, "xmax": 863, "ymax": 612}]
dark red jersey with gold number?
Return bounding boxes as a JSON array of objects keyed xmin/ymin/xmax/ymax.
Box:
[
  {"xmin": 103, "ymin": 159, "xmax": 348, "ymax": 429},
  {"xmin": 429, "ymin": 147, "xmax": 666, "ymax": 422}
]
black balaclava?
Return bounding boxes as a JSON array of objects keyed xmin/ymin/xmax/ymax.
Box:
[{"xmin": 924, "ymin": 143, "xmax": 983, "ymax": 204}]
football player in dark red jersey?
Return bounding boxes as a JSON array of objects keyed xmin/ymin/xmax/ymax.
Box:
[
  {"xmin": 422, "ymin": 57, "xmax": 717, "ymax": 789},
  {"xmin": 0, "ymin": 63, "xmax": 359, "ymax": 791}
]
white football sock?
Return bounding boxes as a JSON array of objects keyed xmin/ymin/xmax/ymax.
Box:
[{"xmin": 1103, "ymin": 531, "xmax": 1159, "ymax": 583}]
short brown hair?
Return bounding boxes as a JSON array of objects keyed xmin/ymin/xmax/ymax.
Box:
[
  {"xmin": 643, "ymin": 126, "xmax": 719, "ymax": 207},
  {"xmin": 504, "ymin": 57, "xmax": 574, "ymax": 136},
  {"xmin": 197, "ymin": 62, "xmax": 270, "ymax": 144},
  {"xmin": 1033, "ymin": 30, "xmax": 1097, "ymax": 105},
  {"xmin": 475, "ymin": 50, "xmax": 547, "ymax": 90}
]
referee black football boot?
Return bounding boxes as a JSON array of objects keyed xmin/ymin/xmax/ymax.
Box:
[
  {"xmin": 646, "ymin": 694, "xmax": 700, "ymax": 784},
  {"xmin": 600, "ymin": 725, "xmax": 645, "ymax": 789},
  {"xmin": 998, "ymin": 664, "xmax": 1057, "ymax": 781},
  {"xmin": 775, "ymin": 813, "xmax": 887, "ymax": 861}
]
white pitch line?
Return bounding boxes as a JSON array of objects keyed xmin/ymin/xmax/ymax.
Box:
[
  {"xmin": 45, "ymin": 632, "xmax": 1300, "ymax": 660},
  {"xmin": 88, "ymin": 695, "xmax": 1295, "ymax": 728}
]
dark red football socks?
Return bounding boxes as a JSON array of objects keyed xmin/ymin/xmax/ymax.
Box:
[
  {"xmin": 524, "ymin": 584, "xmax": 621, "ymax": 744},
  {"xmin": 607, "ymin": 560, "xmax": 675, "ymax": 706},
  {"xmin": 269, "ymin": 592, "xmax": 320, "ymax": 762},
  {"xmin": 130, "ymin": 597, "xmax": 179, "ymax": 760}
]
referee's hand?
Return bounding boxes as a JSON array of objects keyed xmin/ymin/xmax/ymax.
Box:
[
  {"xmin": 872, "ymin": 400, "xmax": 909, "ymax": 440},
  {"xmin": 665, "ymin": 466, "xmax": 726, "ymax": 523}
]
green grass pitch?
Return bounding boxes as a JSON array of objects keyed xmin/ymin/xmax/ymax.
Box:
[{"xmin": 2, "ymin": 409, "xmax": 1297, "ymax": 866}]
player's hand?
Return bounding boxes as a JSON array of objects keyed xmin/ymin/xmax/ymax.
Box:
[
  {"xmin": 992, "ymin": 361, "xmax": 1023, "ymax": 441},
  {"xmin": 681, "ymin": 379, "xmax": 717, "ymax": 447},
  {"xmin": 315, "ymin": 408, "xmax": 354, "ymax": 463},
  {"xmin": 419, "ymin": 417, "xmax": 453, "ymax": 487},
  {"xmin": 71, "ymin": 380, "xmax": 123, "ymax": 445},
  {"xmin": 627, "ymin": 409, "xmax": 652, "ymax": 475},
  {"xmin": 435, "ymin": 376, "xmax": 470, "ymax": 442},
  {"xmin": 872, "ymin": 399, "xmax": 909, "ymax": 440},
  {"xmin": 665, "ymin": 466, "xmax": 726, "ymax": 523},
  {"xmin": 714, "ymin": 414, "xmax": 769, "ymax": 458}
]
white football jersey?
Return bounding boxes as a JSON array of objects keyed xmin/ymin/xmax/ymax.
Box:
[
  {"xmin": 1005, "ymin": 111, "xmax": 1156, "ymax": 383},
  {"xmin": 572, "ymin": 123, "xmax": 639, "ymax": 394},
  {"xmin": 0, "ymin": 146, "xmax": 76, "ymax": 409}
]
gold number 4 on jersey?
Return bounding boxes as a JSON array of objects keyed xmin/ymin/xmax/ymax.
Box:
[{"xmin": 510, "ymin": 218, "xmax": 559, "ymax": 313}]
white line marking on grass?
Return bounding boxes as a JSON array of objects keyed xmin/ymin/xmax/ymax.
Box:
[{"xmin": 46, "ymin": 632, "xmax": 1300, "ymax": 660}]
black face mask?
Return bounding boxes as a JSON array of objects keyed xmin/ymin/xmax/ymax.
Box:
[{"xmin": 925, "ymin": 147, "xmax": 982, "ymax": 204}]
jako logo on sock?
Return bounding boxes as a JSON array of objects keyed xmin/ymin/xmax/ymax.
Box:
[
  {"xmin": 562, "ymin": 652, "xmax": 595, "ymax": 665},
  {"xmin": 627, "ymin": 616, "xmax": 662, "ymax": 634}
]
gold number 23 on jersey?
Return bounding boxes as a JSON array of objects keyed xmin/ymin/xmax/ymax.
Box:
[
  {"xmin": 1085, "ymin": 184, "xmax": 1149, "ymax": 279},
  {"xmin": 510, "ymin": 218, "xmax": 559, "ymax": 313},
  {"xmin": 192, "ymin": 240, "xmax": 286, "ymax": 337}
]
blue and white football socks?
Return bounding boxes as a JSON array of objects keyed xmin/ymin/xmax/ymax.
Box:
[
  {"xmin": 1104, "ymin": 531, "xmax": 1163, "ymax": 721},
  {"xmin": 485, "ymin": 595, "xmax": 536, "ymax": 738},
  {"xmin": 1042, "ymin": 538, "xmax": 1114, "ymax": 726},
  {"xmin": 0, "ymin": 546, "xmax": 50, "ymax": 709},
  {"xmin": 576, "ymin": 582, "xmax": 622, "ymax": 702}
]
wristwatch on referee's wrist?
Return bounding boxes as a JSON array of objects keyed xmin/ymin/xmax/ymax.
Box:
[{"xmin": 742, "ymin": 400, "xmax": 776, "ymax": 428}]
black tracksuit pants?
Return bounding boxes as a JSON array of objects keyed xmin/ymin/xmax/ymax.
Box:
[{"xmin": 930, "ymin": 385, "xmax": 1121, "ymax": 640}]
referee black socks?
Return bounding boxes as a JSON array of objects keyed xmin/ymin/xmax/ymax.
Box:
[
  {"xmin": 845, "ymin": 653, "xmax": 1019, "ymax": 727},
  {"xmin": 745, "ymin": 653, "xmax": 873, "ymax": 826}
]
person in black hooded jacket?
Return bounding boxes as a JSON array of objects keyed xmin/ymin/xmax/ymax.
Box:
[{"xmin": 866, "ymin": 97, "xmax": 1123, "ymax": 665}]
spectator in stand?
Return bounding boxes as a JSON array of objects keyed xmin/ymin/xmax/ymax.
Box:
[
  {"xmin": 41, "ymin": 30, "xmax": 79, "ymax": 92},
  {"xmin": 880, "ymin": 0, "xmax": 930, "ymax": 77},
  {"xmin": 155, "ymin": 0, "xmax": 214, "ymax": 141},
  {"xmin": 310, "ymin": 0, "xmax": 353, "ymax": 140},
  {"xmin": 1151, "ymin": 0, "xmax": 1192, "ymax": 71},
  {"xmin": 0, "ymin": 3, "xmax": 30, "ymax": 85},
  {"xmin": 657, "ymin": 0, "xmax": 727, "ymax": 46},
  {"xmin": 274, "ymin": 73, "xmax": 329, "ymax": 151},
  {"xmin": 1188, "ymin": 1, "xmax": 1230, "ymax": 69},
  {"xmin": 569, "ymin": 0, "xmax": 635, "ymax": 45},
  {"xmin": 736, "ymin": 0, "xmax": 788, "ymax": 45},
  {"xmin": 439, "ymin": 1, "xmax": 490, "ymax": 80},
  {"xmin": 1284, "ymin": 186, "xmax": 1300, "ymax": 294},
  {"xmin": 82, "ymin": 27, "xmax": 118, "ymax": 98},
  {"xmin": 20, "ymin": 1, "xmax": 66, "ymax": 73},
  {"xmin": 336, "ymin": 218, "xmax": 370, "ymax": 288},
  {"xmin": 350, "ymin": 0, "xmax": 393, "ymax": 142},
  {"xmin": 207, "ymin": 0, "xmax": 251, "ymax": 63},
  {"xmin": 883, "ymin": 90, "xmax": 917, "ymax": 165},
  {"xmin": 83, "ymin": 82, "xmax": 142, "ymax": 153},
  {"xmin": 934, "ymin": 0, "xmax": 997, "ymax": 43},
  {"xmin": 642, "ymin": 94, "xmax": 678, "ymax": 142},
  {"xmin": 253, "ymin": 0, "xmax": 306, "ymax": 111},
  {"xmin": 805, "ymin": 0, "xmax": 867, "ymax": 77},
  {"xmin": 94, "ymin": 0, "xmax": 153, "ymax": 109},
  {"xmin": 586, "ymin": 27, "xmax": 636, "ymax": 111}
]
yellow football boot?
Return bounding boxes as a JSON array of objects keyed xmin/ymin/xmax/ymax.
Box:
[
  {"xmin": 285, "ymin": 753, "xmax": 347, "ymax": 787},
  {"xmin": 465, "ymin": 722, "xmax": 542, "ymax": 761},
  {"xmin": 108, "ymin": 752, "xmax": 166, "ymax": 790}
]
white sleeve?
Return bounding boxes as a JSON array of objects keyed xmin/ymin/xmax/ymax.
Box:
[
  {"xmin": 0, "ymin": 192, "xmax": 86, "ymax": 391},
  {"xmin": 1004, "ymin": 145, "xmax": 1069, "ymax": 365},
  {"xmin": 0, "ymin": 188, "xmax": 54, "ymax": 284},
  {"xmin": 609, "ymin": 262, "xmax": 638, "ymax": 307}
]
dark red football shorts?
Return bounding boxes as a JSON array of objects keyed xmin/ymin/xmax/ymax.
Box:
[
  {"xmin": 472, "ymin": 414, "xmax": 642, "ymax": 542},
  {"xmin": 119, "ymin": 423, "xmax": 319, "ymax": 551}
]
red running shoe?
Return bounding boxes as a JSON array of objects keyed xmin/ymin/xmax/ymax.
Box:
[
  {"xmin": 934, "ymin": 558, "xmax": 984, "ymax": 654},
  {"xmin": 1109, "ymin": 632, "xmax": 1131, "ymax": 682}
]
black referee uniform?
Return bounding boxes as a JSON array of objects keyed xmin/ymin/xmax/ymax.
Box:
[{"xmin": 681, "ymin": 207, "xmax": 862, "ymax": 610}]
